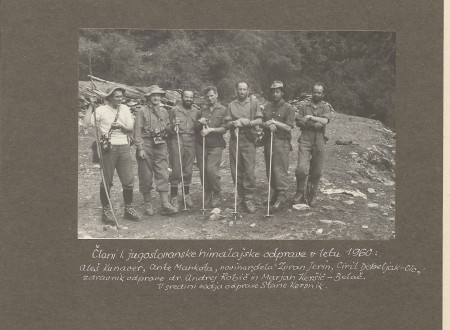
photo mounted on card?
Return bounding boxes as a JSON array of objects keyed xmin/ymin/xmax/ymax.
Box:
[{"xmin": 78, "ymin": 29, "xmax": 395, "ymax": 240}]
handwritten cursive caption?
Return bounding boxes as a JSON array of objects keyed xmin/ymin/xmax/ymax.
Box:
[{"xmin": 80, "ymin": 246, "xmax": 424, "ymax": 291}]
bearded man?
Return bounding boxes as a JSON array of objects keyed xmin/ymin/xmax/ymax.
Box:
[
  {"xmin": 294, "ymin": 82, "xmax": 332, "ymax": 207},
  {"xmin": 167, "ymin": 90, "xmax": 199, "ymax": 209}
]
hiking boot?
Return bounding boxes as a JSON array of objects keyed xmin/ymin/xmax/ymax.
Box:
[
  {"xmin": 243, "ymin": 200, "xmax": 256, "ymax": 214},
  {"xmin": 308, "ymin": 194, "xmax": 318, "ymax": 207},
  {"xmin": 293, "ymin": 192, "xmax": 307, "ymax": 205},
  {"xmin": 211, "ymin": 193, "xmax": 221, "ymax": 208},
  {"xmin": 101, "ymin": 207, "xmax": 116, "ymax": 225},
  {"xmin": 160, "ymin": 202, "xmax": 178, "ymax": 216},
  {"xmin": 183, "ymin": 194, "xmax": 194, "ymax": 208},
  {"xmin": 265, "ymin": 194, "xmax": 278, "ymax": 206},
  {"xmin": 270, "ymin": 199, "xmax": 284, "ymax": 212},
  {"xmin": 144, "ymin": 202, "xmax": 154, "ymax": 216},
  {"xmin": 270, "ymin": 195, "xmax": 278, "ymax": 206},
  {"xmin": 202, "ymin": 192, "xmax": 213, "ymax": 208},
  {"xmin": 124, "ymin": 204, "xmax": 141, "ymax": 221}
]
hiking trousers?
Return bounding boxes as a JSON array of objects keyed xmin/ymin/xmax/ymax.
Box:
[
  {"xmin": 137, "ymin": 138, "xmax": 170, "ymax": 193},
  {"xmin": 100, "ymin": 144, "xmax": 134, "ymax": 191},
  {"xmin": 196, "ymin": 144, "xmax": 224, "ymax": 195},
  {"xmin": 168, "ymin": 134, "xmax": 196, "ymax": 187},
  {"xmin": 229, "ymin": 134, "xmax": 256, "ymax": 201},
  {"xmin": 295, "ymin": 132, "xmax": 326, "ymax": 195},
  {"xmin": 264, "ymin": 137, "xmax": 291, "ymax": 201}
]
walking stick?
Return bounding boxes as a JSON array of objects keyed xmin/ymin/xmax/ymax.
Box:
[
  {"xmin": 92, "ymin": 110, "xmax": 120, "ymax": 228},
  {"xmin": 88, "ymin": 38, "xmax": 119, "ymax": 228},
  {"xmin": 232, "ymin": 127, "xmax": 240, "ymax": 221},
  {"xmin": 175, "ymin": 122, "xmax": 187, "ymax": 211},
  {"xmin": 265, "ymin": 131, "xmax": 274, "ymax": 218},
  {"xmin": 201, "ymin": 124, "xmax": 206, "ymax": 214}
]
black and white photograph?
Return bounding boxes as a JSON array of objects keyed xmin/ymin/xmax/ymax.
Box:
[
  {"xmin": 78, "ymin": 29, "xmax": 396, "ymax": 240},
  {"xmin": 3, "ymin": 0, "xmax": 444, "ymax": 329}
]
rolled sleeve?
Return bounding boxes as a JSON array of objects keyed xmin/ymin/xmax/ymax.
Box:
[{"xmin": 322, "ymin": 105, "xmax": 331, "ymax": 124}]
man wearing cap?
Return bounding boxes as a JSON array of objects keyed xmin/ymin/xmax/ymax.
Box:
[
  {"xmin": 83, "ymin": 86, "xmax": 140, "ymax": 224},
  {"xmin": 167, "ymin": 90, "xmax": 199, "ymax": 209},
  {"xmin": 224, "ymin": 82, "xmax": 263, "ymax": 214},
  {"xmin": 134, "ymin": 85, "xmax": 178, "ymax": 216},
  {"xmin": 261, "ymin": 81, "xmax": 295, "ymax": 211},
  {"xmin": 196, "ymin": 86, "xmax": 228, "ymax": 208},
  {"xmin": 294, "ymin": 82, "xmax": 332, "ymax": 206}
]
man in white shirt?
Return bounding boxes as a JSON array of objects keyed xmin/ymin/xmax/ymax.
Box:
[{"xmin": 84, "ymin": 86, "xmax": 140, "ymax": 224}]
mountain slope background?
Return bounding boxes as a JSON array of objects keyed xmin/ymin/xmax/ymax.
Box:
[{"xmin": 79, "ymin": 29, "xmax": 396, "ymax": 129}]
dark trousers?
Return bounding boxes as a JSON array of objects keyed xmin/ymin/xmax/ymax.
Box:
[
  {"xmin": 196, "ymin": 144, "xmax": 224, "ymax": 195},
  {"xmin": 137, "ymin": 138, "xmax": 170, "ymax": 194},
  {"xmin": 168, "ymin": 134, "xmax": 196, "ymax": 187},
  {"xmin": 295, "ymin": 132, "xmax": 326, "ymax": 195},
  {"xmin": 100, "ymin": 144, "xmax": 134, "ymax": 191},
  {"xmin": 264, "ymin": 137, "xmax": 291, "ymax": 201},
  {"xmin": 229, "ymin": 135, "xmax": 256, "ymax": 201}
]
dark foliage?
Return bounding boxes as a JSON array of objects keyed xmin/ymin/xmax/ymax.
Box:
[{"xmin": 79, "ymin": 29, "xmax": 396, "ymax": 129}]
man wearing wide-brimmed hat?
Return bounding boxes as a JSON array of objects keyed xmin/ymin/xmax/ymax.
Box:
[
  {"xmin": 134, "ymin": 85, "xmax": 178, "ymax": 216},
  {"xmin": 261, "ymin": 81, "xmax": 295, "ymax": 211},
  {"xmin": 83, "ymin": 86, "xmax": 140, "ymax": 224}
]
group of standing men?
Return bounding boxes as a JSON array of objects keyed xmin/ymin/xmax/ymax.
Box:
[{"xmin": 84, "ymin": 81, "xmax": 331, "ymax": 225}]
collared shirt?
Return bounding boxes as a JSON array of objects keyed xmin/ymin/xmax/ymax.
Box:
[
  {"xmin": 295, "ymin": 100, "xmax": 332, "ymax": 133},
  {"xmin": 225, "ymin": 97, "xmax": 263, "ymax": 122},
  {"xmin": 263, "ymin": 99, "xmax": 295, "ymax": 140},
  {"xmin": 169, "ymin": 105, "xmax": 199, "ymax": 135},
  {"xmin": 91, "ymin": 104, "xmax": 133, "ymax": 145},
  {"xmin": 225, "ymin": 97, "xmax": 263, "ymax": 139},
  {"xmin": 134, "ymin": 104, "xmax": 170, "ymax": 151},
  {"xmin": 196, "ymin": 102, "xmax": 227, "ymax": 148}
]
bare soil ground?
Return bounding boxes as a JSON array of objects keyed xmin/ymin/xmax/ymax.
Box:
[{"xmin": 78, "ymin": 112, "xmax": 395, "ymax": 240}]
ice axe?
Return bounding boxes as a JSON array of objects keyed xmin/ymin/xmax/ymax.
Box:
[
  {"xmin": 88, "ymin": 38, "xmax": 119, "ymax": 229},
  {"xmin": 232, "ymin": 127, "xmax": 240, "ymax": 221},
  {"xmin": 265, "ymin": 131, "xmax": 274, "ymax": 218},
  {"xmin": 175, "ymin": 120, "xmax": 187, "ymax": 211}
]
